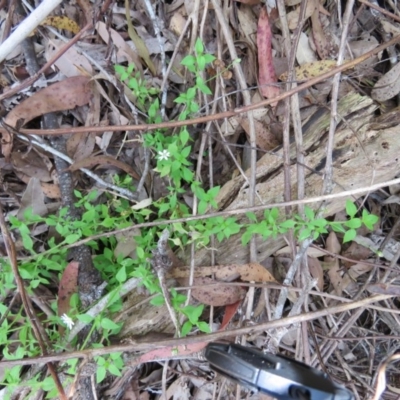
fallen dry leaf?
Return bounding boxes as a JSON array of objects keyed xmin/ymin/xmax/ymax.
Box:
[
  {"xmin": 257, "ymin": 7, "xmax": 280, "ymax": 103},
  {"xmin": 42, "ymin": 16, "xmax": 80, "ymax": 34},
  {"xmin": 341, "ymin": 262, "xmax": 373, "ymax": 294},
  {"xmin": 372, "ymin": 62, "xmax": 400, "ymax": 102},
  {"xmin": 4, "ymin": 76, "xmax": 92, "ymax": 129},
  {"xmin": 17, "ymin": 177, "xmax": 48, "ymax": 219},
  {"xmin": 239, "ymin": 116, "xmax": 281, "ymax": 151},
  {"xmin": 325, "ymin": 231, "xmax": 343, "ymax": 296},
  {"xmin": 68, "ymin": 155, "xmax": 140, "ymax": 180},
  {"xmin": 341, "ymin": 241, "xmax": 373, "ymax": 269},
  {"xmin": 307, "ymin": 256, "xmax": 324, "ymax": 291},
  {"xmin": 287, "ymin": 0, "xmax": 317, "ymax": 30},
  {"xmin": 279, "ymin": 60, "xmax": 338, "ymax": 82},
  {"xmin": 311, "ymin": 7, "xmax": 338, "ymax": 60},
  {"xmin": 171, "ymin": 262, "xmax": 276, "ymax": 283},
  {"xmin": 58, "ymin": 261, "xmax": 79, "ymax": 336},
  {"xmin": 15, "ymin": 171, "xmax": 61, "ymax": 199},
  {"xmin": 45, "ymin": 39, "xmax": 93, "ymax": 77},
  {"xmin": 11, "ymin": 151, "xmax": 52, "ymax": 182},
  {"xmin": 191, "ymin": 276, "xmax": 246, "ymax": 306}
]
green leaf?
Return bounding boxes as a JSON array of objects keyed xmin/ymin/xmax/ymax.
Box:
[
  {"xmin": 65, "ymin": 233, "xmax": 81, "ymax": 244},
  {"xmin": 136, "ymin": 247, "xmax": 145, "ymax": 259},
  {"xmin": 96, "ymin": 366, "xmax": 107, "ymax": 383},
  {"xmin": 304, "ymin": 207, "xmax": 315, "ymax": 220},
  {"xmin": 298, "ymin": 228, "xmax": 312, "ymax": 242},
  {"xmin": 108, "ymin": 364, "xmax": 122, "ymax": 377},
  {"xmin": 197, "ymin": 321, "xmax": 211, "ymax": 333},
  {"xmin": 312, "ymin": 218, "xmax": 328, "ymax": 228},
  {"xmin": 362, "ymin": 211, "xmax": 379, "ymax": 230},
  {"xmin": 181, "ymin": 304, "xmax": 203, "ymax": 324},
  {"xmin": 180, "ymin": 128, "xmax": 190, "ymax": 146},
  {"xmin": 203, "ymin": 53, "xmax": 216, "ymax": 64},
  {"xmin": 101, "ymin": 318, "xmax": 120, "ymax": 330},
  {"xmin": 343, "ymin": 228, "xmax": 356, "ymax": 243},
  {"xmin": 22, "ymin": 234, "xmax": 33, "ymax": 251},
  {"xmin": 198, "ymin": 201, "xmax": 207, "ymax": 215},
  {"xmin": 181, "ymin": 55, "xmax": 196, "ymax": 72},
  {"xmin": 116, "ymin": 266, "xmax": 126, "ymax": 283},
  {"xmin": 345, "ymin": 200, "xmax": 357, "ymax": 218},
  {"xmin": 181, "ymin": 321, "xmax": 193, "ymax": 337},
  {"xmin": 208, "ymin": 186, "xmax": 220, "ymax": 199},
  {"xmin": 150, "ymin": 294, "xmax": 165, "ymax": 306},
  {"xmin": 195, "ymin": 38, "xmax": 204, "ymax": 55},
  {"xmin": 280, "ymin": 219, "xmax": 296, "ymax": 229},
  {"xmin": 77, "ymin": 314, "xmax": 94, "ymax": 324},
  {"xmin": 246, "ymin": 212, "xmax": 257, "ymax": 222},
  {"xmin": 345, "ymin": 218, "xmax": 362, "ymax": 229}
]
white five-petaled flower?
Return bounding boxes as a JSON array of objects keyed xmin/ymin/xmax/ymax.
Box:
[
  {"xmin": 157, "ymin": 150, "xmax": 170, "ymax": 161},
  {"xmin": 61, "ymin": 313, "xmax": 74, "ymax": 329}
]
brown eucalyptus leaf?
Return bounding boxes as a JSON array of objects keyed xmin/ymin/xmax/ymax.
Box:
[
  {"xmin": 372, "ymin": 62, "xmax": 400, "ymax": 101},
  {"xmin": 239, "ymin": 117, "xmax": 281, "ymax": 151},
  {"xmin": 11, "ymin": 151, "xmax": 52, "ymax": 182},
  {"xmin": 307, "ymin": 256, "xmax": 324, "ymax": 291},
  {"xmin": 191, "ymin": 277, "xmax": 246, "ymax": 306},
  {"xmin": 4, "ymin": 76, "xmax": 92, "ymax": 128},
  {"xmin": 325, "ymin": 231, "xmax": 343, "ymax": 296},
  {"xmin": 17, "ymin": 177, "xmax": 48, "ymax": 219},
  {"xmin": 287, "ymin": 0, "xmax": 317, "ymax": 30},
  {"xmin": 68, "ymin": 154, "xmax": 140, "ymax": 180},
  {"xmin": 171, "ymin": 263, "xmax": 276, "ymax": 283},
  {"xmin": 15, "ymin": 171, "xmax": 61, "ymax": 199},
  {"xmin": 311, "ymin": 7, "xmax": 338, "ymax": 59}
]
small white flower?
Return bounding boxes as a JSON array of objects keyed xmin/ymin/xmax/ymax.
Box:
[
  {"xmin": 61, "ymin": 313, "xmax": 74, "ymax": 329},
  {"xmin": 157, "ymin": 150, "xmax": 170, "ymax": 161}
]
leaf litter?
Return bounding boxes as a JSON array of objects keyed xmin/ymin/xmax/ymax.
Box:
[{"xmin": 1, "ymin": 1, "xmax": 400, "ymax": 399}]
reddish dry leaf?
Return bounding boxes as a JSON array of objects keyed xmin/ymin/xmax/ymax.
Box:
[
  {"xmin": 68, "ymin": 154, "xmax": 140, "ymax": 180},
  {"xmin": 2, "ymin": 76, "xmax": 92, "ymax": 160},
  {"xmin": 257, "ymin": 7, "xmax": 280, "ymax": 103},
  {"xmin": 58, "ymin": 261, "xmax": 79, "ymax": 335},
  {"xmin": 191, "ymin": 277, "xmax": 246, "ymax": 306},
  {"xmin": 171, "ymin": 262, "xmax": 276, "ymax": 283},
  {"xmin": 4, "ymin": 76, "xmax": 92, "ymax": 128}
]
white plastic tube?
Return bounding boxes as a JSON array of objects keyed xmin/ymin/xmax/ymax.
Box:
[{"xmin": 0, "ymin": 0, "xmax": 63, "ymax": 63}]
